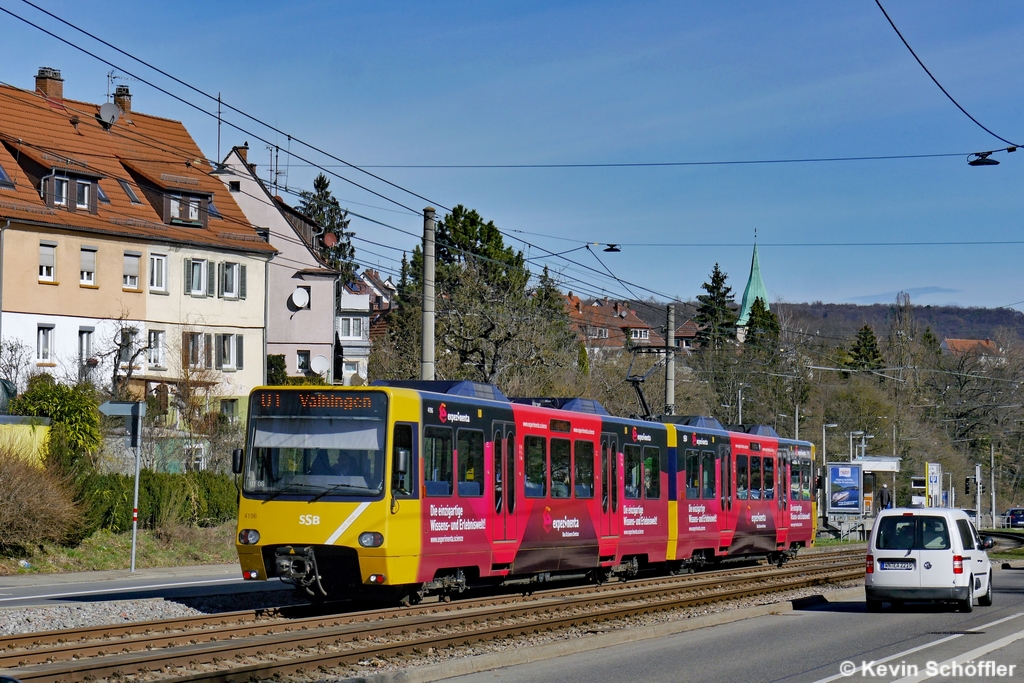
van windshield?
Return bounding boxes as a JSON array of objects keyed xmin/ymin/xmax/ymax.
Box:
[{"xmin": 876, "ymin": 516, "xmax": 950, "ymax": 551}]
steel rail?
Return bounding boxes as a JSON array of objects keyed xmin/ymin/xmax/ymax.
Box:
[
  {"xmin": 0, "ymin": 549, "xmax": 861, "ymax": 664},
  {"xmin": 3, "ymin": 561, "xmax": 863, "ymax": 682}
]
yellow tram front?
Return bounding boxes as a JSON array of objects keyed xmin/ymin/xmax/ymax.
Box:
[{"xmin": 234, "ymin": 387, "xmax": 422, "ymax": 599}]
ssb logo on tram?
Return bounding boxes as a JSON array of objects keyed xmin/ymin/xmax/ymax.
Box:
[{"xmin": 299, "ymin": 515, "xmax": 321, "ymax": 525}]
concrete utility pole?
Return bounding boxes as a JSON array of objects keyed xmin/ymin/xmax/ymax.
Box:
[
  {"xmin": 991, "ymin": 442, "xmax": 997, "ymax": 525},
  {"xmin": 420, "ymin": 207, "xmax": 436, "ymax": 381},
  {"xmin": 665, "ymin": 304, "xmax": 675, "ymax": 415},
  {"xmin": 975, "ymin": 462, "xmax": 982, "ymax": 525}
]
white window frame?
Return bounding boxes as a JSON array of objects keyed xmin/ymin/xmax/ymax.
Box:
[
  {"xmin": 222, "ymin": 262, "xmax": 239, "ymax": 298},
  {"xmin": 78, "ymin": 328, "xmax": 93, "ymax": 362},
  {"xmin": 80, "ymin": 247, "xmax": 96, "ymax": 285},
  {"xmin": 297, "ymin": 350, "xmax": 311, "ymax": 372},
  {"xmin": 149, "ymin": 254, "xmax": 167, "ymax": 292},
  {"xmin": 217, "ymin": 333, "xmax": 237, "ymax": 370},
  {"xmin": 148, "ymin": 329, "xmax": 166, "ymax": 368},
  {"xmin": 631, "ymin": 328, "xmax": 649, "ymax": 340},
  {"xmin": 123, "ymin": 253, "xmax": 141, "ymax": 289},
  {"xmin": 76, "ymin": 181, "xmax": 90, "ymax": 209},
  {"xmin": 189, "ymin": 259, "xmax": 207, "ymax": 295},
  {"xmin": 53, "ymin": 178, "xmax": 68, "ymax": 206},
  {"xmin": 338, "ymin": 317, "xmax": 363, "ymax": 339},
  {"xmin": 39, "ymin": 243, "xmax": 55, "ymax": 282},
  {"xmin": 37, "ymin": 325, "xmax": 54, "ymax": 362}
]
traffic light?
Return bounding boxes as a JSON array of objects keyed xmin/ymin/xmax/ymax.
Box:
[
  {"xmin": 965, "ymin": 477, "xmax": 971, "ymax": 495},
  {"xmin": 980, "ymin": 483, "xmax": 985, "ymax": 495}
]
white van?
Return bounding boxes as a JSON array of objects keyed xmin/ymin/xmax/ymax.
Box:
[{"xmin": 865, "ymin": 507, "xmax": 994, "ymax": 612}]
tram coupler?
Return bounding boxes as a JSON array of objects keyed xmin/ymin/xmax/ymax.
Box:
[{"xmin": 275, "ymin": 546, "xmax": 327, "ymax": 597}]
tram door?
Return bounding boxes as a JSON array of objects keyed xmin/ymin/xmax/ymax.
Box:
[
  {"xmin": 492, "ymin": 424, "xmax": 517, "ymax": 542},
  {"xmin": 719, "ymin": 445, "xmax": 734, "ymax": 545},
  {"xmin": 600, "ymin": 434, "xmax": 619, "ymax": 537}
]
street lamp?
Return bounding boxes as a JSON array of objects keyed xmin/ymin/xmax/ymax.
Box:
[
  {"xmin": 737, "ymin": 384, "xmax": 750, "ymax": 425},
  {"xmin": 849, "ymin": 431, "xmax": 864, "ymax": 460},
  {"xmin": 822, "ymin": 423, "xmax": 838, "ymax": 462}
]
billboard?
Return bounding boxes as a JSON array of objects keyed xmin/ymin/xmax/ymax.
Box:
[{"xmin": 827, "ymin": 463, "xmax": 863, "ymax": 514}]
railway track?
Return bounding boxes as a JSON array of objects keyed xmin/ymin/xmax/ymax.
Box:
[{"xmin": 1, "ymin": 547, "xmax": 864, "ymax": 683}]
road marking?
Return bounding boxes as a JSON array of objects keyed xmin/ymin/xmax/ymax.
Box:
[
  {"xmin": 0, "ymin": 577, "xmax": 245, "ymax": 603},
  {"xmin": 326, "ymin": 502, "xmax": 370, "ymax": 545},
  {"xmin": 810, "ymin": 611, "xmax": 1024, "ymax": 683},
  {"xmin": 893, "ymin": 628, "xmax": 1024, "ymax": 683}
]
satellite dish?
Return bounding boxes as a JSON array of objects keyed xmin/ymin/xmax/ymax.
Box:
[
  {"xmin": 98, "ymin": 102, "xmax": 121, "ymax": 127},
  {"xmin": 310, "ymin": 355, "xmax": 330, "ymax": 375},
  {"xmin": 322, "ymin": 232, "xmax": 338, "ymax": 248},
  {"xmin": 290, "ymin": 287, "xmax": 310, "ymax": 309}
]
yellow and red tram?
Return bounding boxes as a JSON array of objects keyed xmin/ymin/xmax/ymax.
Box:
[{"xmin": 234, "ymin": 381, "xmax": 816, "ymax": 602}]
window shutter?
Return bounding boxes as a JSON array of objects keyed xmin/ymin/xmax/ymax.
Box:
[
  {"xmin": 214, "ymin": 334, "xmax": 223, "ymax": 369},
  {"xmin": 217, "ymin": 262, "xmax": 224, "ymax": 298},
  {"xmin": 207, "ymin": 263, "xmax": 215, "ymax": 297},
  {"xmin": 239, "ymin": 265, "xmax": 247, "ymax": 299},
  {"xmin": 39, "ymin": 244, "xmax": 55, "ymax": 268},
  {"xmin": 236, "ymin": 334, "xmax": 244, "ymax": 370},
  {"xmin": 183, "ymin": 258, "xmax": 192, "ymax": 294},
  {"xmin": 204, "ymin": 333, "xmax": 212, "ymax": 368},
  {"xmin": 124, "ymin": 253, "xmax": 140, "ymax": 278},
  {"xmin": 181, "ymin": 332, "xmax": 190, "ymax": 369},
  {"xmin": 80, "ymin": 249, "xmax": 95, "ymax": 274}
]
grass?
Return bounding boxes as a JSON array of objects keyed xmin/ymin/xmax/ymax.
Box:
[{"xmin": 0, "ymin": 522, "xmax": 238, "ymax": 575}]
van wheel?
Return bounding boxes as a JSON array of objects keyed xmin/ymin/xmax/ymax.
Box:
[
  {"xmin": 978, "ymin": 573, "xmax": 993, "ymax": 607},
  {"xmin": 958, "ymin": 580, "xmax": 974, "ymax": 613},
  {"xmin": 866, "ymin": 599, "xmax": 882, "ymax": 613}
]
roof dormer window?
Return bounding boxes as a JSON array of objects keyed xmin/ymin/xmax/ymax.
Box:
[
  {"xmin": 118, "ymin": 179, "xmax": 142, "ymax": 204},
  {"xmin": 0, "ymin": 162, "xmax": 13, "ymax": 189},
  {"xmin": 53, "ymin": 178, "xmax": 68, "ymax": 206},
  {"xmin": 207, "ymin": 199, "xmax": 222, "ymax": 220},
  {"xmin": 96, "ymin": 183, "xmax": 110, "ymax": 204},
  {"xmin": 169, "ymin": 194, "xmax": 203, "ymax": 226}
]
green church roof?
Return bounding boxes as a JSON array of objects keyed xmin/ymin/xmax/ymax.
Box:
[{"xmin": 737, "ymin": 243, "xmax": 768, "ymax": 327}]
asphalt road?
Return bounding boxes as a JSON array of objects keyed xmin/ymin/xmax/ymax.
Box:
[
  {"xmin": 0, "ymin": 564, "xmax": 292, "ymax": 607},
  {"xmin": 442, "ymin": 566, "xmax": 1024, "ymax": 683}
]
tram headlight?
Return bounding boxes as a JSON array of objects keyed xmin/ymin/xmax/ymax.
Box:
[
  {"xmin": 358, "ymin": 531, "xmax": 384, "ymax": 547},
  {"xmin": 238, "ymin": 529, "xmax": 261, "ymax": 545}
]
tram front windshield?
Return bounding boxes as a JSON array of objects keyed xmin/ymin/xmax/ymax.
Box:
[{"xmin": 244, "ymin": 390, "xmax": 387, "ymax": 498}]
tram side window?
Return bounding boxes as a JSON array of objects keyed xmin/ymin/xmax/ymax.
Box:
[
  {"xmin": 550, "ymin": 438, "xmax": 571, "ymax": 498},
  {"xmin": 750, "ymin": 456, "xmax": 762, "ymax": 500},
  {"xmin": 643, "ymin": 446, "xmax": 661, "ymax": 499},
  {"xmin": 524, "ymin": 436, "xmax": 547, "ymax": 498},
  {"xmin": 801, "ymin": 461, "xmax": 811, "ymax": 501},
  {"xmin": 685, "ymin": 449, "xmax": 700, "ymax": 499},
  {"xmin": 778, "ymin": 460, "xmax": 787, "ymax": 501},
  {"xmin": 763, "ymin": 458, "xmax": 774, "ymax": 500},
  {"xmin": 791, "ymin": 460, "xmax": 801, "ymax": 501},
  {"xmin": 737, "ymin": 454, "xmax": 749, "ymax": 500},
  {"xmin": 457, "ymin": 429, "xmax": 484, "ymax": 497},
  {"xmin": 424, "ymin": 426, "xmax": 453, "ymax": 497},
  {"xmin": 574, "ymin": 440, "xmax": 595, "ymax": 498},
  {"xmin": 494, "ymin": 433, "xmax": 503, "ymax": 513},
  {"xmin": 624, "ymin": 444, "xmax": 642, "ymax": 499},
  {"xmin": 392, "ymin": 423, "xmax": 415, "ymax": 498},
  {"xmin": 701, "ymin": 450, "xmax": 716, "ymax": 499}
]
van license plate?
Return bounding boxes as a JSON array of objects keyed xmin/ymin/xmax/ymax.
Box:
[{"xmin": 880, "ymin": 561, "xmax": 915, "ymax": 570}]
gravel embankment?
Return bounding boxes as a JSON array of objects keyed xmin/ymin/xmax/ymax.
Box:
[{"xmin": 0, "ymin": 590, "xmax": 305, "ymax": 636}]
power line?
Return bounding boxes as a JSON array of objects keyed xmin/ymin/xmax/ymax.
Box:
[{"xmin": 874, "ymin": 0, "xmax": 1020, "ymax": 148}]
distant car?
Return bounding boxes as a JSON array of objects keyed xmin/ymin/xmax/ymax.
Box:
[
  {"xmin": 1007, "ymin": 508, "xmax": 1024, "ymax": 529},
  {"xmin": 866, "ymin": 507, "xmax": 994, "ymax": 612}
]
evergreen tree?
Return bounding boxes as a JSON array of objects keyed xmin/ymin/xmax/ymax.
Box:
[
  {"xmin": 298, "ymin": 174, "xmax": 357, "ymax": 284},
  {"xmin": 850, "ymin": 324, "xmax": 884, "ymax": 370},
  {"xmin": 694, "ymin": 264, "xmax": 738, "ymax": 351},
  {"xmin": 744, "ymin": 297, "xmax": 780, "ymax": 353},
  {"xmin": 921, "ymin": 326, "xmax": 941, "ymax": 356}
]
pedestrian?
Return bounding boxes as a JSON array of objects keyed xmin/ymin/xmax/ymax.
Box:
[{"xmin": 877, "ymin": 483, "xmax": 892, "ymax": 512}]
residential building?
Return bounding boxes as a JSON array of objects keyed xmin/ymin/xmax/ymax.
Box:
[
  {"xmin": 564, "ymin": 292, "xmax": 665, "ymax": 356},
  {"xmin": 336, "ymin": 284, "xmax": 371, "ymax": 384},
  {"xmin": 941, "ymin": 338, "xmax": 1004, "ymax": 366},
  {"xmin": 360, "ymin": 268, "xmax": 397, "ymax": 339},
  {"xmin": 0, "ymin": 68, "xmax": 274, "ymax": 425},
  {"xmin": 216, "ymin": 145, "xmax": 339, "ymax": 379},
  {"xmin": 673, "ymin": 318, "xmax": 700, "ymax": 352}
]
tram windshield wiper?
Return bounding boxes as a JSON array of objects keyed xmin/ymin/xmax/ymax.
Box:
[
  {"xmin": 309, "ymin": 483, "xmax": 381, "ymax": 503},
  {"xmin": 262, "ymin": 482, "xmax": 323, "ymax": 503}
]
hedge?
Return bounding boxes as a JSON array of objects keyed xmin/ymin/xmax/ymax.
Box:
[{"xmin": 80, "ymin": 471, "xmax": 238, "ymax": 534}]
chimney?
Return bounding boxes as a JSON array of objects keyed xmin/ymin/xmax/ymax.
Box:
[
  {"xmin": 35, "ymin": 66, "xmax": 63, "ymax": 100},
  {"xmin": 237, "ymin": 142, "xmax": 249, "ymax": 163},
  {"xmin": 113, "ymin": 85, "xmax": 132, "ymax": 119}
]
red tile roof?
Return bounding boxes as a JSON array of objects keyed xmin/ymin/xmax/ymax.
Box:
[
  {"xmin": 564, "ymin": 293, "xmax": 665, "ymax": 348},
  {"xmin": 0, "ymin": 82, "xmax": 274, "ymax": 254},
  {"xmin": 941, "ymin": 338, "xmax": 1002, "ymax": 357}
]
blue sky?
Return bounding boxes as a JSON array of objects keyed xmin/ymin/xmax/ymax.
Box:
[{"xmin": 3, "ymin": 1, "xmax": 1023, "ymax": 309}]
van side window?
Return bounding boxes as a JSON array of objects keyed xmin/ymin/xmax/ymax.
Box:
[{"xmin": 956, "ymin": 519, "xmax": 975, "ymax": 550}]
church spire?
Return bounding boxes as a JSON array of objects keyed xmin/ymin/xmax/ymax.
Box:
[{"xmin": 736, "ymin": 241, "xmax": 769, "ymax": 327}]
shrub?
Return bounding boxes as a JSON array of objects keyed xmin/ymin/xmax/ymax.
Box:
[{"xmin": 0, "ymin": 444, "xmax": 79, "ymax": 552}]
